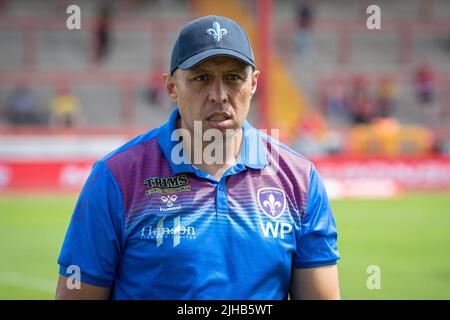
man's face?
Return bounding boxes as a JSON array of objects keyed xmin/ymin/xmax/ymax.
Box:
[{"xmin": 164, "ymin": 56, "xmax": 259, "ymax": 135}]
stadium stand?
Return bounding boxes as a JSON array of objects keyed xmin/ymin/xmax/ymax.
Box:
[{"xmin": 0, "ymin": 0, "xmax": 449, "ymax": 156}]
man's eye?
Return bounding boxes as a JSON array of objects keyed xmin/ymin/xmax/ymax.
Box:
[
  {"xmin": 194, "ymin": 75, "xmax": 208, "ymax": 81},
  {"xmin": 226, "ymin": 75, "xmax": 240, "ymax": 81}
]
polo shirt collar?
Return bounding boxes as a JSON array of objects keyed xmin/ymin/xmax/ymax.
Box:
[{"xmin": 157, "ymin": 107, "xmax": 267, "ymax": 175}]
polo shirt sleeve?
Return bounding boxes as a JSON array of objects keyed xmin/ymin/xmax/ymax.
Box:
[
  {"xmin": 293, "ymin": 164, "xmax": 340, "ymax": 269},
  {"xmin": 57, "ymin": 160, "xmax": 124, "ymax": 287}
]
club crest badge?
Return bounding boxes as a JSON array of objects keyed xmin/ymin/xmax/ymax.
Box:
[
  {"xmin": 257, "ymin": 187, "xmax": 287, "ymax": 219},
  {"xmin": 206, "ymin": 21, "xmax": 227, "ymax": 42}
]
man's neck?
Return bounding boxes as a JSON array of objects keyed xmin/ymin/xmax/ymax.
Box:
[
  {"xmin": 178, "ymin": 119, "xmax": 243, "ymax": 180},
  {"xmin": 197, "ymin": 130, "xmax": 243, "ymax": 180}
]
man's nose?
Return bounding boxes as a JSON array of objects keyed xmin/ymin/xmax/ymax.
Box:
[{"xmin": 209, "ymin": 79, "xmax": 228, "ymax": 104}]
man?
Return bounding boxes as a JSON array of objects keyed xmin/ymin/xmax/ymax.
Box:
[
  {"xmin": 56, "ymin": 15, "xmax": 340, "ymax": 300},
  {"xmin": 5, "ymin": 81, "xmax": 39, "ymax": 125},
  {"xmin": 49, "ymin": 83, "xmax": 82, "ymax": 127}
]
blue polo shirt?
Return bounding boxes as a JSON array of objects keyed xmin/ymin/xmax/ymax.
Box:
[{"xmin": 58, "ymin": 107, "xmax": 340, "ymax": 299}]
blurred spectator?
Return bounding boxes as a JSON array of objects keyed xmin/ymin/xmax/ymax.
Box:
[
  {"xmin": 94, "ymin": 3, "xmax": 113, "ymax": 63},
  {"xmin": 375, "ymin": 76, "xmax": 399, "ymax": 118},
  {"xmin": 325, "ymin": 80, "xmax": 347, "ymax": 121},
  {"xmin": 347, "ymin": 75, "xmax": 375, "ymax": 124},
  {"xmin": 294, "ymin": 0, "xmax": 315, "ymax": 60},
  {"xmin": 4, "ymin": 82, "xmax": 41, "ymax": 125},
  {"xmin": 415, "ymin": 63, "xmax": 435, "ymax": 105},
  {"xmin": 146, "ymin": 67, "xmax": 165, "ymax": 108},
  {"xmin": 414, "ymin": 63, "xmax": 438, "ymax": 124},
  {"xmin": 49, "ymin": 85, "xmax": 82, "ymax": 127}
]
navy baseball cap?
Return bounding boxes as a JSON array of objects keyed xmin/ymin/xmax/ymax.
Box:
[{"xmin": 170, "ymin": 15, "xmax": 256, "ymax": 75}]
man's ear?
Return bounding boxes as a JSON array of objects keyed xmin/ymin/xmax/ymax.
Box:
[
  {"xmin": 163, "ymin": 73, "xmax": 177, "ymax": 101},
  {"xmin": 250, "ymin": 69, "xmax": 260, "ymax": 97}
]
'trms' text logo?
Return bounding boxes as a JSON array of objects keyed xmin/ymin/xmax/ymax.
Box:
[{"xmin": 144, "ymin": 174, "xmax": 190, "ymax": 195}]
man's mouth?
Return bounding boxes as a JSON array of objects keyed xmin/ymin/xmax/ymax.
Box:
[
  {"xmin": 206, "ymin": 112, "xmax": 233, "ymax": 128},
  {"xmin": 209, "ymin": 115, "xmax": 227, "ymax": 121},
  {"xmin": 207, "ymin": 112, "xmax": 231, "ymax": 121}
]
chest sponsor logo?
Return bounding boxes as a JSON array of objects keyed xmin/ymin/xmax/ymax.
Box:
[
  {"xmin": 257, "ymin": 187, "xmax": 287, "ymax": 219},
  {"xmin": 144, "ymin": 174, "xmax": 191, "ymax": 195},
  {"xmin": 140, "ymin": 215, "xmax": 196, "ymax": 247}
]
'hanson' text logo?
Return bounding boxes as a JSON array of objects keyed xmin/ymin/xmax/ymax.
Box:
[{"xmin": 140, "ymin": 215, "xmax": 196, "ymax": 247}]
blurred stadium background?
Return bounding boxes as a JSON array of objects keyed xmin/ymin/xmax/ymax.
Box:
[{"xmin": 0, "ymin": 0, "xmax": 450, "ymax": 299}]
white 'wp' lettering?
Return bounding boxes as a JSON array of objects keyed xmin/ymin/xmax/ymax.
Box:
[{"xmin": 259, "ymin": 221, "xmax": 292, "ymax": 239}]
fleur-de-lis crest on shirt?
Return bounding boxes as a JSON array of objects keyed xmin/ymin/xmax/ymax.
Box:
[
  {"xmin": 257, "ymin": 188, "xmax": 286, "ymax": 219},
  {"xmin": 206, "ymin": 22, "xmax": 227, "ymax": 42},
  {"xmin": 263, "ymin": 194, "xmax": 281, "ymax": 216},
  {"xmin": 161, "ymin": 195, "xmax": 177, "ymax": 207}
]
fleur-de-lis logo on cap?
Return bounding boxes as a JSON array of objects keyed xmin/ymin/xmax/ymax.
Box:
[
  {"xmin": 161, "ymin": 195, "xmax": 177, "ymax": 208},
  {"xmin": 206, "ymin": 21, "xmax": 227, "ymax": 42}
]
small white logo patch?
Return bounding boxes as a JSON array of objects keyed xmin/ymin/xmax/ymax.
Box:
[
  {"xmin": 206, "ymin": 22, "xmax": 227, "ymax": 42},
  {"xmin": 161, "ymin": 195, "xmax": 177, "ymax": 207},
  {"xmin": 160, "ymin": 194, "xmax": 181, "ymax": 212}
]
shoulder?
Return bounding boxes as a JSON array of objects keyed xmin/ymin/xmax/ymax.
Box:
[
  {"xmin": 261, "ymin": 132, "xmax": 313, "ymax": 176},
  {"xmin": 101, "ymin": 127, "xmax": 161, "ymax": 174},
  {"xmin": 256, "ymin": 131, "xmax": 316, "ymax": 205}
]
